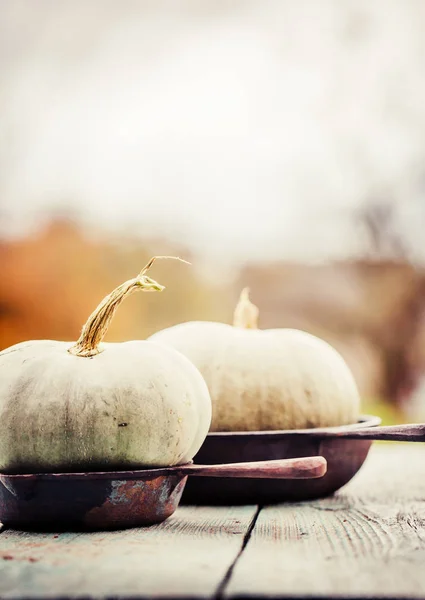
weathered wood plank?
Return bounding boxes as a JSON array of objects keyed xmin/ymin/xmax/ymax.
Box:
[
  {"xmin": 0, "ymin": 505, "xmax": 257, "ymax": 599},
  {"xmin": 226, "ymin": 444, "xmax": 425, "ymax": 599}
]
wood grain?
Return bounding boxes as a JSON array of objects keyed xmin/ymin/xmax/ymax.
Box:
[
  {"xmin": 225, "ymin": 443, "xmax": 425, "ymax": 599},
  {"xmin": 0, "ymin": 505, "xmax": 257, "ymax": 598},
  {"xmin": 178, "ymin": 456, "xmax": 327, "ymax": 479}
]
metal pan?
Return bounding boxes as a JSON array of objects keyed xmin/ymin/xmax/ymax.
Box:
[
  {"xmin": 0, "ymin": 456, "xmax": 326, "ymax": 530},
  {"xmin": 182, "ymin": 415, "xmax": 383, "ymax": 505}
]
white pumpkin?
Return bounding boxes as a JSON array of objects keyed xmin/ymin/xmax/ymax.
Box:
[
  {"xmin": 0, "ymin": 257, "xmax": 211, "ymax": 473},
  {"xmin": 149, "ymin": 288, "xmax": 360, "ymax": 432}
]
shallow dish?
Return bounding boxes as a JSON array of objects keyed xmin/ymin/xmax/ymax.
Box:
[
  {"xmin": 0, "ymin": 466, "xmax": 186, "ymax": 530},
  {"xmin": 182, "ymin": 415, "xmax": 381, "ymax": 504},
  {"xmin": 0, "ymin": 456, "xmax": 327, "ymax": 530}
]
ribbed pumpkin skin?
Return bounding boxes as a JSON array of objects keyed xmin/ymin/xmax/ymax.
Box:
[
  {"xmin": 149, "ymin": 322, "xmax": 360, "ymax": 432},
  {"xmin": 0, "ymin": 339, "xmax": 211, "ymax": 473}
]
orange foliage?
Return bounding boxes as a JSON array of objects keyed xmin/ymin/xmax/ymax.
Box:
[{"xmin": 0, "ymin": 219, "xmax": 230, "ymax": 351}]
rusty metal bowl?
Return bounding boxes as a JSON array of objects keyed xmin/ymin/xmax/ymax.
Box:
[
  {"xmin": 182, "ymin": 415, "xmax": 382, "ymax": 505},
  {"xmin": 0, "ymin": 456, "xmax": 327, "ymax": 530},
  {"xmin": 0, "ymin": 467, "xmax": 186, "ymax": 530}
]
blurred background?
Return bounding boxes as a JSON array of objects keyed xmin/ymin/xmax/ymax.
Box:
[{"xmin": 1, "ymin": 0, "xmax": 425, "ymax": 423}]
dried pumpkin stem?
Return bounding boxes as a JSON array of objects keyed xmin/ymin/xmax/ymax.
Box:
[
  {"xmin": 233, "ymin": 287, "xmax": 259, "ymax": 329},
  {"xmin": 68, "ymin": 256, "xmax": 190, "ymax": 357}
]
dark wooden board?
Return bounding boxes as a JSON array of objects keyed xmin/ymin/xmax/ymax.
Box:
[{"xmin": 225, "ymin": 444, "xmax": 425, "ymax": 599}]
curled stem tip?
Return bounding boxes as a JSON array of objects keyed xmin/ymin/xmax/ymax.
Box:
[
  {"xmin": 139, "ymin": 255, "xmax": 191, "ymax": 277},
  {"xmin": 233, "ymin": 286, "xmax": 259, "ymax": 329},
  {"xmin": 68, "ymin": 255, "xmax": 189, "ymax": 357}
]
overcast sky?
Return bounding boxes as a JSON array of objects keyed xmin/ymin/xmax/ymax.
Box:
[{"xmin": 1, "ymin": 0, "xmax": 425, "ymax": 264}]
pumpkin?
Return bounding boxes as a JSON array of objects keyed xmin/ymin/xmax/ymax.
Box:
[
  {"xmin": 0, "ymin": 257, "xmax": 211, "ymax": 474},
  {"xmin": 149, "ymin": 288, "xmax": 360, "ymax": 432}
]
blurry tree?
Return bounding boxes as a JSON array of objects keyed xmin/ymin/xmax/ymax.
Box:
[
  {"xmin": 359, "ymin": 201, "xmax": 406, "ymax": 259},
  {"xmin": 357, "ymin": 200, "xmax": 425, "ymax": 408}
]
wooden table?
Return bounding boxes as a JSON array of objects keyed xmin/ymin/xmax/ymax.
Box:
[{"xmin": 1, "ymin": 444, "xmax": 425, "ymax": 599}]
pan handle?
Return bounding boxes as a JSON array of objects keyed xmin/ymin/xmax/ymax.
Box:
[
  {"xmin": 310, "ymin": 422, "xmax": 425, "ymax": 442},
  {"xmin": 174, "ymin": 456, "xmax": 327, "ymax": 479}
]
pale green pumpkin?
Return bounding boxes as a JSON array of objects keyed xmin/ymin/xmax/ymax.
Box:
[
  {"xmin": 0, "ymin": 257, "xmax": 211, "ymax": 473},
  {"xmin": 149, "ymin": 289, "xmax": 360, "ymax": 432}
]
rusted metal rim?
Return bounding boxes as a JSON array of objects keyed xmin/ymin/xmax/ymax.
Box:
[
  {"xmin": 0, "ymin": 462, "xmax": 194, "ymax": 481},
  {"xmin": 206, "ymin": 414, "xmax": 382, "ymax": 437}
]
